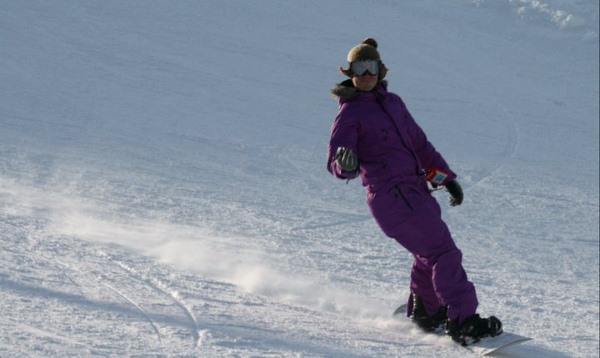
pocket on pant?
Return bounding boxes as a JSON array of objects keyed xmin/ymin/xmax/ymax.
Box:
[
  {"xmin": 367, "ymin": 189, "xmax": 413, "ymax": 237},
  {"xmin": 394, "ymin": 186, "xmax": 413, "ymax": 211},
  {"xmin": 395, "ymin": 184, "xmax": 426, "ymax": 212}
]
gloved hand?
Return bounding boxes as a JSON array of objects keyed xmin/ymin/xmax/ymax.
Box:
[
  {"xmin": 335, "ymin": 147, "xmax": 358, "ymax": 172},
  {"xmin": 445, "ymin": 180, "xmax": 463, "ymax": 206}
]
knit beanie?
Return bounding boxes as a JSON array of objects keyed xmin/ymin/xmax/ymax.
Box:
[
  {"xmin": 347, "ymin": 37, "xmax": 381, "ymax": 62},
  {"xmin": 339, "ymin": 38, "xmax": 387, "ymax": 80}
]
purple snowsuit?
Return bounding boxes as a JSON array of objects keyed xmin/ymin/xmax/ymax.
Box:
[{"xmin": 327, "ymin": 80, "xmax": 478, "ymax": 323}]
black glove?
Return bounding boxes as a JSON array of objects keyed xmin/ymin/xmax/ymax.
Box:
[
  {"xmin": 445, "ymin": 180, "xmax": 463, "ymax": 206},
  {"xmin": 335, "ymin": 147, "xmax": 358, "ymax": 172}
]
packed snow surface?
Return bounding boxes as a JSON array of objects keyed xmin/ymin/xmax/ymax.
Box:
[{"xmin": 1, "ymin": 1, "xmax": 598, "ymax": 357}]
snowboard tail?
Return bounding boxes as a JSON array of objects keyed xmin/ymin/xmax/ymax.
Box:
[
  {"xmin": 468, "ymin": 333, "xmax": 532, "ymax": 356},
  {"xmin": 393, "ymin": 304, "xmax": 533, "ymax": 356}
]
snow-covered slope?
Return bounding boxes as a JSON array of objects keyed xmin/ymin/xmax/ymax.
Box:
[{"xmin": 1, "ymin": 1, "xmax": 598, "ymax": 357}]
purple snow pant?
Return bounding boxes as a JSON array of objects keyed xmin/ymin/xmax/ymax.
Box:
[{"xmin": 367, "ymin": 182, "xmax": 478, "ymax": 323}]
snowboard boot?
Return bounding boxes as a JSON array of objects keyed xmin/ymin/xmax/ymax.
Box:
[
  {"xmin": 446, "ymin": 314, "xmax": 503, "ymax": 346},
  {"xmin": 409, "ymin": 294, "xmax": 448, "ymax": 332}
]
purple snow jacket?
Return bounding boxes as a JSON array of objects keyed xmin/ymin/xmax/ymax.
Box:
[{"xmin": 327, "ymin": 80, "xmax": 456, "ymax": 245}]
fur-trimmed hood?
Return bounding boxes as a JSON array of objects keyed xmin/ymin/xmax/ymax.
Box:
[{"xmin": 331, "ymin": 80, "xmax": 388, "ymax": 99}]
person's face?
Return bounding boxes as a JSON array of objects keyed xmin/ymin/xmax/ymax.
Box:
[{"xmin": 352, "ymin": 72, "xmax": 378, "ymax": 92}]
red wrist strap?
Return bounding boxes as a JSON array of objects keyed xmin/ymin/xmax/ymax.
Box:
[{"xmin": 426, "ymin": 167, "xmax": 449, "ymax": 186}]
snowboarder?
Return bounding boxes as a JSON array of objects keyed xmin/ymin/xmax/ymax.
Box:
[{"xmin": 326, "ymin": 38, "xmax": 502, "ymax": 346}]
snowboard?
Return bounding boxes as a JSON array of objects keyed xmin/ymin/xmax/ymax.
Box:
[{"xmin": 393, "ymin": 304, "xmax": 532, "ymax": 356}]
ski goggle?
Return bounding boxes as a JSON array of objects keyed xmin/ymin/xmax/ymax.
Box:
[{"xmin": 350, "ymin": 59, "xmax": 380, "ymax": 76}]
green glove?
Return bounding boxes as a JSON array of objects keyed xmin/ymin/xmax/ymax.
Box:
[{"xmin": 335, "ymin": 147, "xmax": 358, "ymax": 172}]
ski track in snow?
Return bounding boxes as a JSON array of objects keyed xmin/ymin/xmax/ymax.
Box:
[
  {"xmin": 100, "ymin": 280, "xmax": 165, "ymax": 350},
  {"xmin": 412, "ymin": 44, "xmax": 521, "ymax": 191},
  {"xmin": 111, "ymin": 259, "xmax": 202, "ymax": 347}
]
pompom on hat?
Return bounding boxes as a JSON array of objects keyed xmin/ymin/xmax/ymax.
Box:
[{"xmin": 339, "ymin": 37, "xmax": 388, "ymax": 80}]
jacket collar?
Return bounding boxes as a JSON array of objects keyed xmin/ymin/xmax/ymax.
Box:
[{"xmin": 331, "ymin": 80, "xmax": 388, "ymax": 102}]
